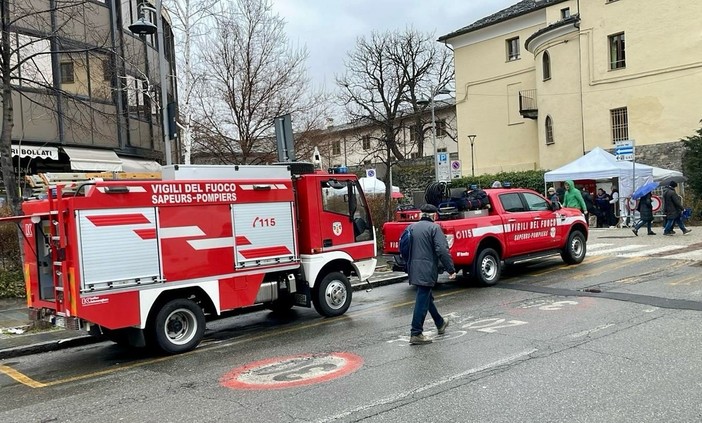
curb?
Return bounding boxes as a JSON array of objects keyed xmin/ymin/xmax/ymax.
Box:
[
  {"xmin": 0, "ymin": 274, "xmax": 408, "ymax": 359},
  {"xmin": 0, "ymin": 335, "xmax": 103, "ymax": 360}
]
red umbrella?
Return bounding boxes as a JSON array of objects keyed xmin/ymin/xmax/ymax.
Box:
[{"xmin": 391, "ymin": 191, "xmax": 404, "ymax": 199}]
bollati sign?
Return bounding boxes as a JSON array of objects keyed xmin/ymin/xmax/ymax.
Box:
[{"xmin": 10, "ymin": 144, "xmax": 59, "ymax": 160}]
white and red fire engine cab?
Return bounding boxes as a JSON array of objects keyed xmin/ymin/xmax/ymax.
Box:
[{"xmin": 5, "ymin": 163, "xmax": 376, "ymax": 354}]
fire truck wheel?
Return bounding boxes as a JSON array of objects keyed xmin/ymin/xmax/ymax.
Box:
[
  {"xmin": 313, "ymin": 272, "xmax": 352, "ymax": 317},
  {"xmin": 151, "ymin": 298, "xmax": 206, "ymax": 354},
  {"xmin": 561, "ymin": 230, "xmax": 586, "ymax": 265},
  {"xmin": 268, "ymin": 296, "xmax": 295, "ymax": 314},
  {"xmin": 472, "ymin": 248, "xmax": 501, "ymax": 286}
]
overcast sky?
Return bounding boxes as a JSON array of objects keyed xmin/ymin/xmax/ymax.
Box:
[{"xmin": 270, "ymin": 0, "xmax": 517, "ymax": 90}]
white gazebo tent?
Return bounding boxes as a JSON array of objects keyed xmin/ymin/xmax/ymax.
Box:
[{"xmin": 544, "ymin": 147, "xmax": 654, "ymax": 198}]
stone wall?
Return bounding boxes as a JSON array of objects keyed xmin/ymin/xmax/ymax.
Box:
[{"xmin": 607, "ymin": 141, "xmax": 685, "ymax": 172}]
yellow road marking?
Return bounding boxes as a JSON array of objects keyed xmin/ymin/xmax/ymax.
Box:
[
  {"xmin": 0, "ymin": 365, "xmax": 47, "ymax": 389},
  {"xmin": 670, "ymin": 274, "xmax": 699, "ymax": 286},
  {"xmin": 529, "ymin": 255, "xmax": 607, "ymax": 277}
]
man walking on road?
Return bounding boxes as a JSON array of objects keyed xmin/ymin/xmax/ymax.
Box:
[
  {"xmin": 407, "ymin": 204, "xmax": 456, "ymax": 345},
  {"xmin": 662, "ymin": 181, "xmax": 691, "ymax": 236}
]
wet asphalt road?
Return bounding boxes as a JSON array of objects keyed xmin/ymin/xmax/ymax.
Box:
[{"xmin": 2, "ymin": 252, "xmax": 702, "ymax": 422}]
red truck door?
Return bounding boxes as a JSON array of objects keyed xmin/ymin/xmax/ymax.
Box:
[
  {"xmin": 497, "ymin": 192, "xmax": 538, "ymax": 256},
  {"xmin": 521, "ymin": 192, "xmax": 563, "ymax": 249}
]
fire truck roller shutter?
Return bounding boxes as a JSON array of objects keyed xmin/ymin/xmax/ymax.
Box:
[{"xmin": 77, "ymin": 208, "xmax": 160, "ymax": 291}]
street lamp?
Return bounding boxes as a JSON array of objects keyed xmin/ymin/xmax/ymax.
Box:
[
  {"xmin": 421, "ymin": 88, "xmax": 452, "ymax": 182},
  {"xmin": 467, "ymin": 134, "xmax": 477, "ymax": 177},
  {"xmin": 128, "ymin": 0, "xmax": 173, "ymax": 165}
]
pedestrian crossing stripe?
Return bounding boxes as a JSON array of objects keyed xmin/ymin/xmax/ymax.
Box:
[{"xmin": 619, "ymin": 245, "xmax": 685, "ymax": 258}]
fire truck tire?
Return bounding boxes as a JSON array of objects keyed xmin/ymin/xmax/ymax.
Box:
[
  {"xmin": 313, "ymin": 272, "xmax": 352, "ymax": 317},
  {"xmin": 561, "ymin": 230, "xmax": 586, "ymax": 265},
  {"xmin": 472, "ymin": 248, "xmax": 501, "ymax": 286},
  {"xmin": 268, "ymin": 296, "xmax": 295, "ymax": 313},
  {"xmin": 150, "ymin": 298, "xmax": 206, "ymax": 354}
]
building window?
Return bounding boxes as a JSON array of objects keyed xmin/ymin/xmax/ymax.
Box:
[
  {"xmin": 332, "ymin": 140, "xmax": 341, "ymax": 155},
  {"xmin": 561, "ymin": 8, "xmax": 570, "ymax": 19},
  {"xmin": 60, "ymin": 62, "xmax": 75, "ymax": 83},
  {"xmin": 435, "ymin": 119, "xmax": 447, "ymax": 137},
  {"xmin": 609, "ymin": 32, "xmax": 626, "ymax": 70},
  {"xmin": 506, "ymin": 37, "xmax": 520, "ymax": 61},
  {"xmin": 362, "ymin": 135, "xmax": 371, "ymax": 150},
  {"xmin": 545, "ymin": 115, "xmax": 554, "ymax": 145},
  {"xmin": 410, "ymin": 152, "xmax": 419, "ymax": 159},
  {"xmin": 436, "ymin": 147, "xmax": 447, "ymax": 153},
  {"xmin": 610, "ymin": 107, "xmax": 629, "ymax": 143},
  {"xmin": 543, "ymin": 51, "xmax": 551, "ymax": 81}
]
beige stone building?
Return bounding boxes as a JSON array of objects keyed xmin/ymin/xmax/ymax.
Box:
[
  {"xmin": 322, "ymin": 100, "xmax": 457, "ymax": 171},
  {"xmin": 439, "ymin": 0, "xmax": 702, "ymax": 176},
  {"xmin": 4, "ymin": 0, "xmax": 177, "ymax": 180}
]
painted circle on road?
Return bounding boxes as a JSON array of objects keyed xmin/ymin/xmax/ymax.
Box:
[{"xmin": 220, "ymin": 352, "xmax": 363, "ymax": 390}]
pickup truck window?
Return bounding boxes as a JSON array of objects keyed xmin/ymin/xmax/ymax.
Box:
[
  {"xmin": 523, "ymin": 192, "xmax": 550, "ymax": 211},
  {"xmin": 500, "ymin": 193, "xmax": 526, "ymax": 213}
]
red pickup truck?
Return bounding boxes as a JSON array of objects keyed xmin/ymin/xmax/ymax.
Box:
[{"xmin": 383, "ymin": 188, "xmax": 588, "ymax": 286}]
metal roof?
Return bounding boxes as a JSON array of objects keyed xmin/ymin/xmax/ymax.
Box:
[{"xmin": 438, "ymin": 0, "xmax": 570, "ymax": 42}]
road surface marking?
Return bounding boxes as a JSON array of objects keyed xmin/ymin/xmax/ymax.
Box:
[
  {"xmin": 588, "ymin": 245, "xmax": 643, "ymax": 255},
  {"xmin": 0, "ymin": 364, "xmax": 47, "ymax": 389},
  {"xmin": 586, "ymin": 243, "xmax": 613, "ymax": 250},
  {"xmin": 312, "ymin": 349, "xmax": 538, "ymax": 423},
  {"xmin": 666, "ymin": 249, "xmax": 702, "ymax": 261},
  {"xmin": 3, "ymin": 290, "xmax": 462, "ymax": 388},
  {"xmin": 570, "ymin": 324, "xmax": 615, "ymax": 338},
  {"xmin": 619, "ymin": 245, "xmax": 685, "ymax": 257}
]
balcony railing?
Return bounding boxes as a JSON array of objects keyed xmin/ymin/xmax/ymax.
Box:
[{"xmin": 519, "ymin": 89, "xmax": 538, "ymax": 119}]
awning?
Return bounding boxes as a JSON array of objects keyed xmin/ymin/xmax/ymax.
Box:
[
  {"xmin": 11, "ymin": 144, "xmax": 59, "ymax": 160},
  {"xmin": 61, "ymin": 147, "xmax": 123, "ymax": 172},
  {"xmin": 119, "ymin": 156, "xmax": 162, "ymax": 172}
]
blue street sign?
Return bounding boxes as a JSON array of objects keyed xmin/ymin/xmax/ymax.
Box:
[{"xmin": 615, "ymin": 146, "xmax": 634, "ymax": 154}]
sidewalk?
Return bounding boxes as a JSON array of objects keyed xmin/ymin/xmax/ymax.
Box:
[{"xmin": 0, "ymin": 256, "xmax": 408, "ymax": 359}]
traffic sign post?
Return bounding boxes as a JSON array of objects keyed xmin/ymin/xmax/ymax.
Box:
[
  {"xmin": 615, "ymin": 140, "xmax": 635, "ymax": 161},
  {"xmin": 436, "ymin": 152, "xmax": 450, "ymax": 182},
  {"xmin": 450, "ymin": 160, "xmax": 462, "ymax": 179}
]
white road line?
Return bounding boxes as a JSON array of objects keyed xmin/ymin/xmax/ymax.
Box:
[
  {"xmin": 313, "ymin": 349, "xmax": 537, "ymax": 423},
  {"xmin": 619, "ymin": 245, "xmax": 685, "ymax": 257},
  {"xmin": 588, "ymin": 245, "xmax": 643, "ymax": 255},
  {"xmin": 665, "ymin": 249, "xmax": 702, "ymax": 261},
  {"xmin": 586, "ymin": 243, "xmax": 613, "ymax": 250}
]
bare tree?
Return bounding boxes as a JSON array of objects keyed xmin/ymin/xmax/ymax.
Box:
[
  {"xmin": 164, "ymin": 0, "xmax": 218, "ymax": 164},
  {"xmin": 337, "ymin": 27, "xmax": 453, "ymax": 218},
  {"xmin": 1, "ymin": 0, "xmax": 113, "ymax": 215},
  {"xmin": 193, "ymin": 0, "xmax": 326, "ymax": 165}
]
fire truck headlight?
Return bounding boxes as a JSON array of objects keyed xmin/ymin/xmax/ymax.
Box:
[{"xmin": 446, "ymin": 234, "xmax": 454, "ymax": 249}]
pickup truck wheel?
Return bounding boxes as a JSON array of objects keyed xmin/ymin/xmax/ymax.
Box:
[
  {"xmin": 561, "ymin": 230, "xmax": 586, "ymax": 264},
  {"xmin": 313, "ymin": 272, "xmax": 352, "ymax": 317},
  {"xmin": 150, "ymin": 298, "xmax": 205, "ymax": 354},
  {"xmin": 473, "ymin": 248, "xmax": 501, "ymax": 286}
]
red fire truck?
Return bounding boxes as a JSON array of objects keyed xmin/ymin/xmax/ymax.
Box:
[{"xmin": 2, "ymin": 163, "xmax": 376, "ymax": 354}]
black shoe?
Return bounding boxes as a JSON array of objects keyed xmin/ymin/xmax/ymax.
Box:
[
  {"xmin": 663, "ymin": 232, "xmax": 674, "ymax": 236},
  {"xmin": 632, "ymin": 229, "xmax": 638, "ymax": 236},
  {"xmin": 647, "ymin": 231, "xmax": 656, "ymax": 235},
  {"xmin": 683, "ymin": 229, "xmax": 692, "ymax": 235}
]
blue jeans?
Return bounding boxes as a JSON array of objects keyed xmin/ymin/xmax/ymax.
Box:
[
  {"xmin": 411, "ymin": 285, "xmax": 444, "ymax": 336},
  {"xmin": 664, "ymin": 217, "xmax": 687, "ymax": 233}
]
